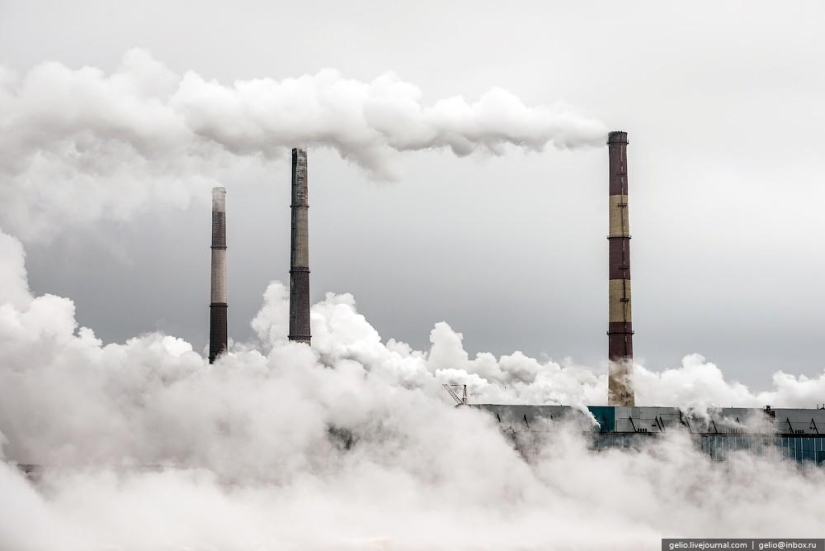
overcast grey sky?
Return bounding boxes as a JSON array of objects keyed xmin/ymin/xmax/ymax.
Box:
[{"xmin": 2, "ymin": 0, "xmax": 824, "ymax": 389}]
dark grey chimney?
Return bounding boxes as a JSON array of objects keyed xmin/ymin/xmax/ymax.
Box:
[{"xmin": 289, "ymin": 148, "xmax": 311, "ymax": 344}]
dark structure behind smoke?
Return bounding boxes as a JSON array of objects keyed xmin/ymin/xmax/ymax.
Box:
[
  {"xmin": 475, "ymin": 404, "xmax": 825, "ymax": 465},
  {"xmin": 607, "ymin": 131, "xmax": 634, "ymax": 406},
  {"xmin": 209, "ymin": 187, "xmax": 228, "ymax": 363},
  {"xmin": 289, "ymin": 148, "xmax": 311, "ymax": 344}
]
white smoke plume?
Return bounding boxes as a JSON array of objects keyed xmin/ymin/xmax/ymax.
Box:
[
  {"xmin": 2, "ymin": 226, "xmax": 825, "ymax": 550},
  {"xmin": 0, "ymin": 49, "xmax": 607, "ymax": 241}
]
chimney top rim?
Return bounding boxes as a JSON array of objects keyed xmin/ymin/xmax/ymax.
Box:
[{"xmin": 607, "ymin": 131, "xmax": 628, "ymax": 144}]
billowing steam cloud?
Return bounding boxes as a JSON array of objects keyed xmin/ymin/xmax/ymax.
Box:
[
  {"xmin": 0, "ymin": 49, "xmax": 607, "ymax": 241},
  {"xmin": 2, "ymin": 226, "xmax": 825, "ymax": 549}
]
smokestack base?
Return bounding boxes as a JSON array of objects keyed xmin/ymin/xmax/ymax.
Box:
[
  {"xmin": 208, "ymin": 303, "xmax": 228, "ymax": 363},
  {"xmin": 288, "ymin": 267, "xmax": 311, "ymax": 344},
  {"xmin": 607, "ymin": 359, "xmax": 634, "ymax": 407}
]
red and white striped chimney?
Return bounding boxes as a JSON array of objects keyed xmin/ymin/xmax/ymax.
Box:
[{"xmin": 607, "ymin": 131, "xmax": 635, "ymax": 406}]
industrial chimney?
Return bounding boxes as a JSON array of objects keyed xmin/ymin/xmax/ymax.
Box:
[
  {"xmin": 607, "ymin": 131, "xmax": 635, "ymax": 406},
  {"xmin": 289, "ymin": 148, "xmax": 311, "ymax": 344},
  {"xmin": 209, "ymin": 186, "xmax": 228, "ymax": 363}
]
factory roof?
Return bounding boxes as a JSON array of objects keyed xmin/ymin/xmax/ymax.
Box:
[{"xmin": 472, "ymin": 404, "xmax": 825, "ymax": 436}]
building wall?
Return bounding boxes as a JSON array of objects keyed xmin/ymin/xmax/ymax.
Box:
[{"xmin": 473, "ymin": 404, "xmax": 825, "ymax": 465}]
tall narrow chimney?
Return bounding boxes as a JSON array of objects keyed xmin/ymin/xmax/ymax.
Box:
[
  {"xmin": 289, "ymin": 148, "xmax": 311, "ymax": 344},
  {"xmin": 607, "ymin": 131, "xmax": 635, "ymax": 406},
  {"xmin": 209, "ymin": 186, "xmax": 228, "ymax": 363}
]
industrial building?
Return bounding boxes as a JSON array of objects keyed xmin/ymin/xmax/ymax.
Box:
[
  {"xmin": 205, "ymin": 137, "xmax": 824, "ymax": 466},
  {"xmin": 473, "ymin": 404, "xmax": 825, "ymax": 465}
]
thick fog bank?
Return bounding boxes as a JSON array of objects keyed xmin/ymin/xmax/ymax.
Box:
[{"xmin": 1, "ymin": 228, "xmax": 825, "ymax": 550}]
